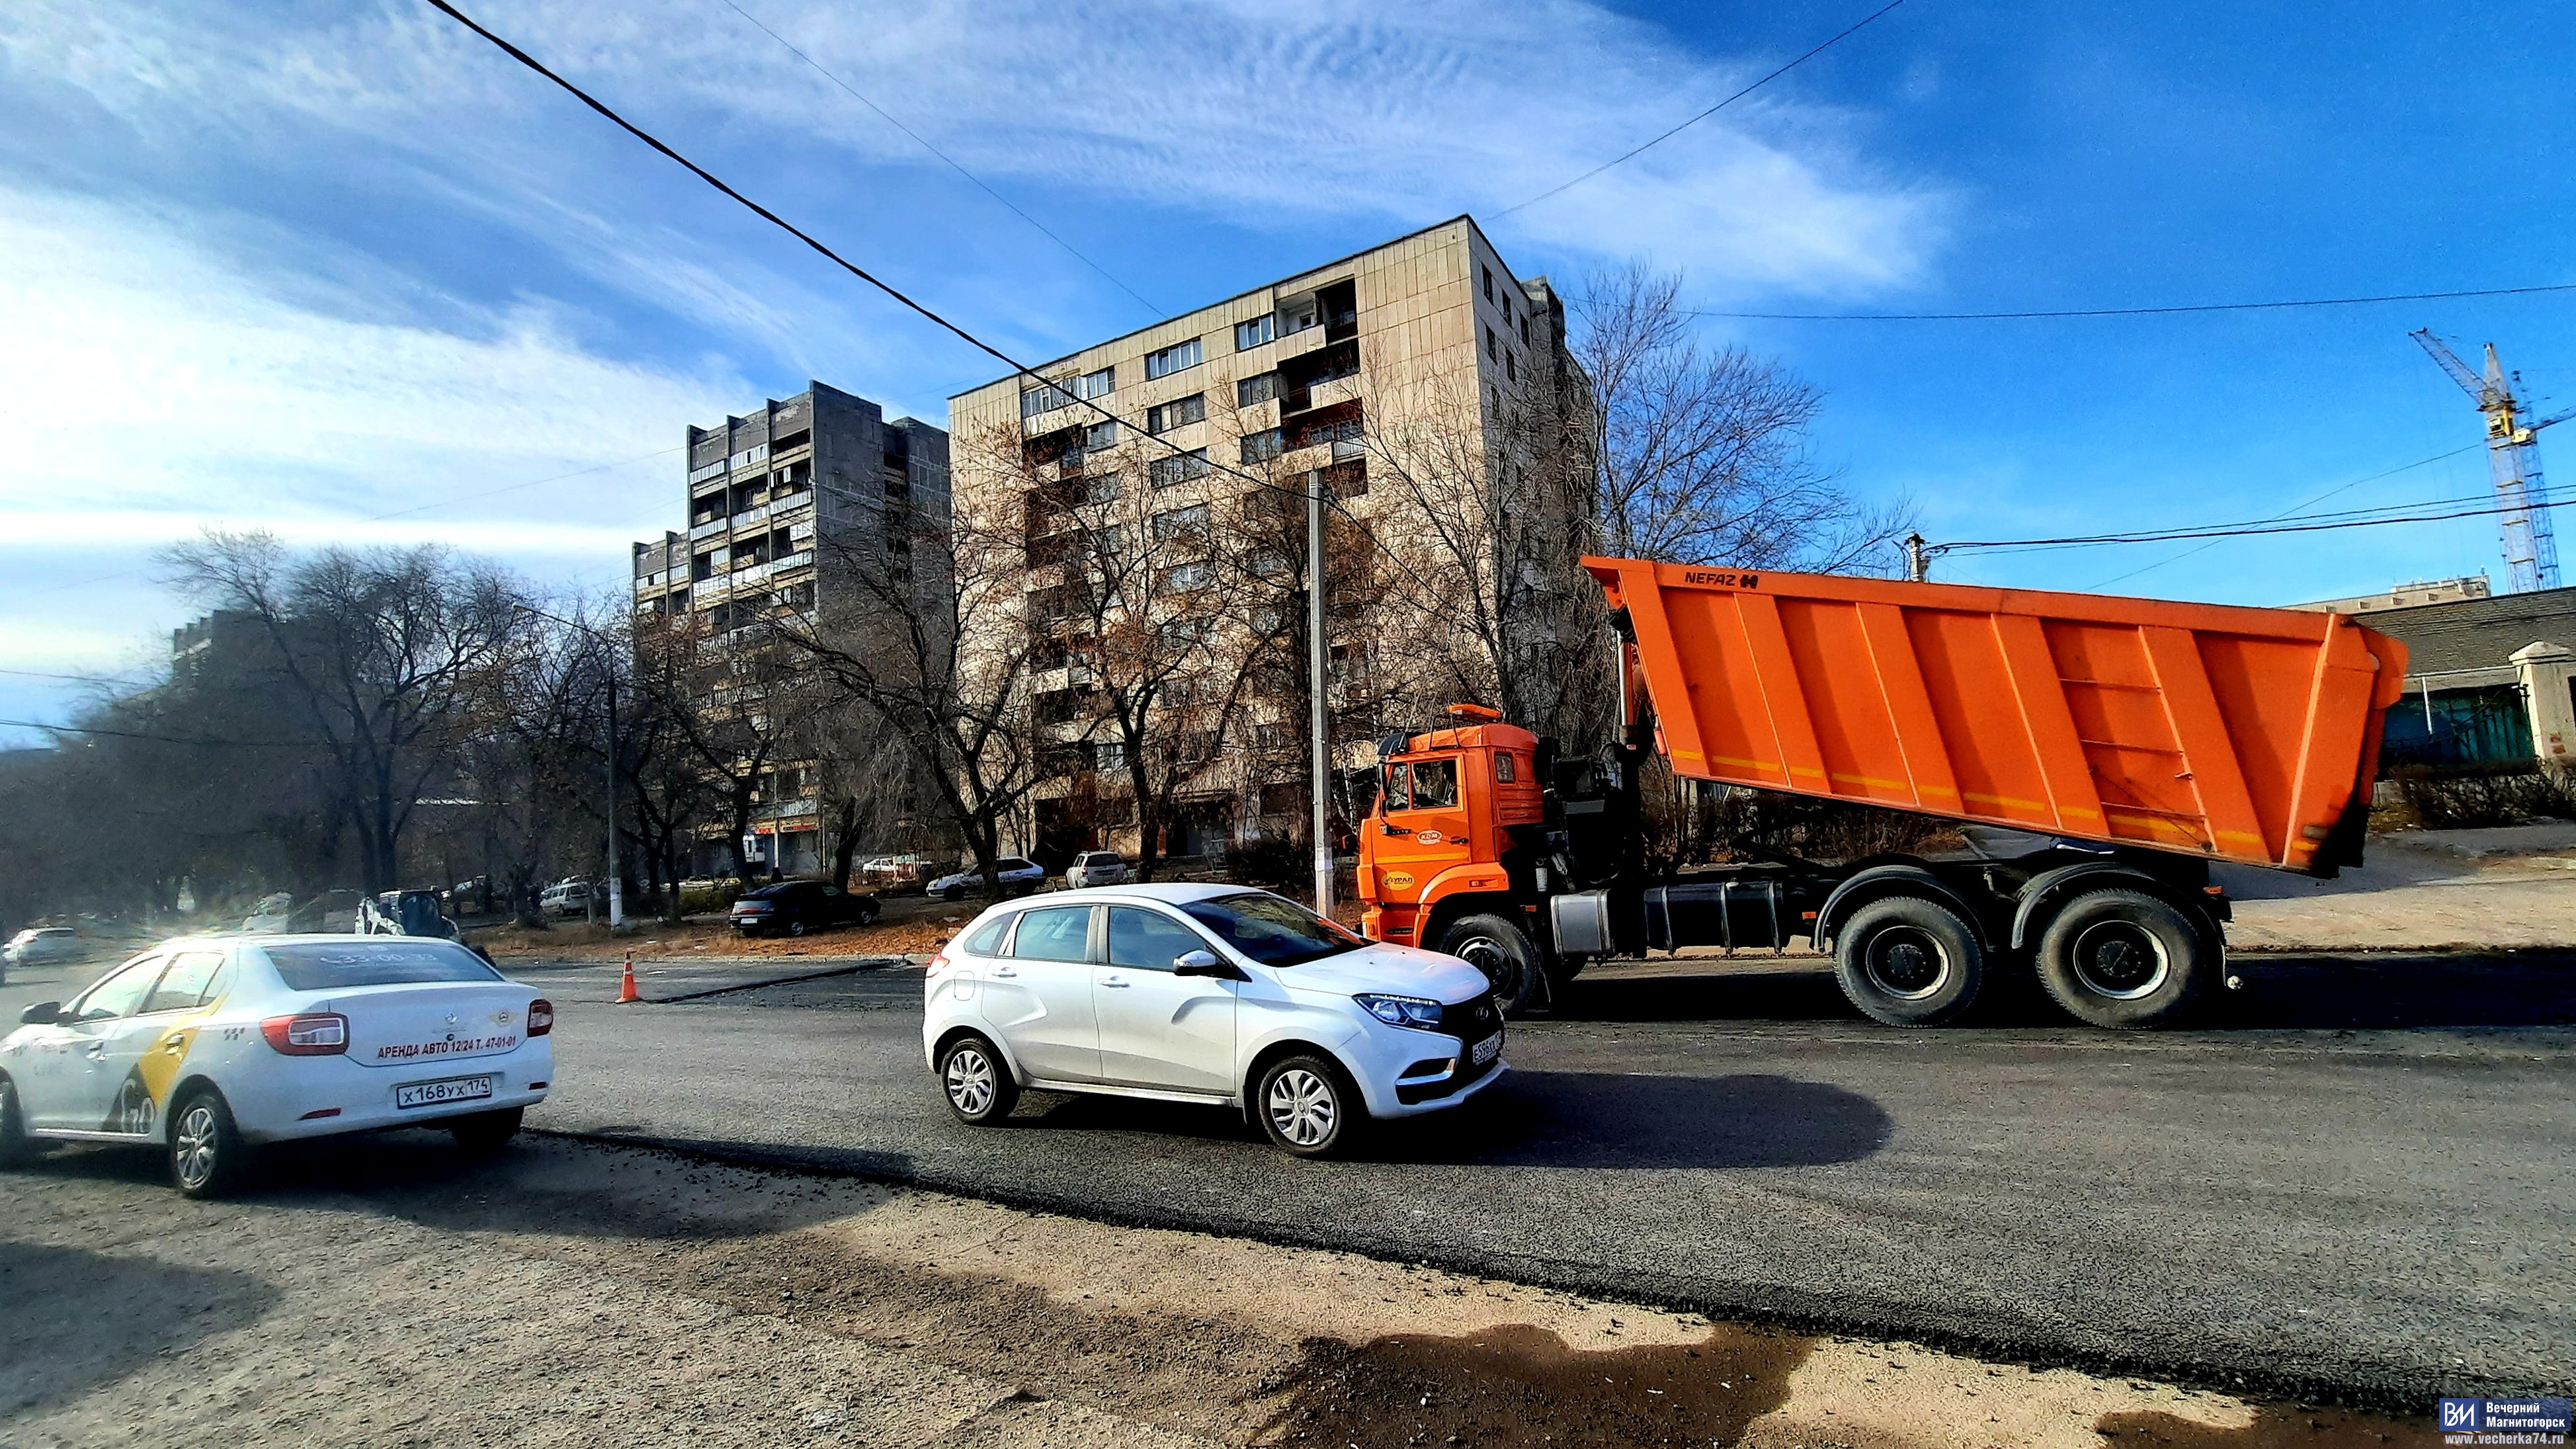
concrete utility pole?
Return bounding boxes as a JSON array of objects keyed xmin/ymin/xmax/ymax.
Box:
[
  {"xmin": 1905, "ymin": 532, "xmax": 1932, "ymax": 583},
  {"xmin": 1309, "ymin": 466, "xmax": 1333, "ymax": 917}
]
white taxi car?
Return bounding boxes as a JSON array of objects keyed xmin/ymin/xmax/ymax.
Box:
[
  {"xmin": 923, "ymin": 884, "xmax": 1505, "ymax": 1157},
  {"xmin": 0, "ymin": 934, "xmax": 553, "ymax": 1197}
]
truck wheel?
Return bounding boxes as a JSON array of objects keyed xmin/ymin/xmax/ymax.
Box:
[
  {"xmin": 1833, "ymin": 895, "xmax": 1984, "ymax": 1027},
  {"xmin": 1438, "ymin": 914, "xmax": 1544, "ymax": 1016},
  {"xmin": 2035, "ymin": 888, "xmax": 2208, "ymax": 1030}
]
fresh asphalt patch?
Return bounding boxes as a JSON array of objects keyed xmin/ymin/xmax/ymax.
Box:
[{"xmin": 527, "ymin": 956, "xmax": 2575, "ymax": 1415}]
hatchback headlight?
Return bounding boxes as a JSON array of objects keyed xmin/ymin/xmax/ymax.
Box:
[{"xmin": 1354, "ymin": 993, "xmax": 1443, "ymax": 1031}]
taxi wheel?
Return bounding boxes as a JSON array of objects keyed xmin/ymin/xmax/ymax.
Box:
[
  {"xmin": 169, "ymin": 1087, "xmax": 251, "ymax": 1199},
  {"xmin": 0, "ymin": 1074, "xmax": 36, "ymax": 1168},
  {"xmin": 449, "ymin": 1107, "xmax": 524, "ymax": 1154},
  {"xmin": 938, "ymin": 1034, "xmax": 1018, "ymax": 1125}
]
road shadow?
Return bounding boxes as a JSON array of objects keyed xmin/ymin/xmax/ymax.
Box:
[
  {"xmin": 1374, "ymin": 1071, "xmax": 1891, "ymax": 1170},
  {"xmin": 0, "ymin": 1240, "xmax": 280, "ymax": 1418},
  {"xmin": 1554, "ymin": 952, "xmax": 2576, "ymax": 1032},
  {"xmin": 1002, "ymin": 1070, "xmax": 1891, "ymax": 1172},
  {"xmin": 10, "ymin": 1129, "xmax": 888, "ymax": 1243}
]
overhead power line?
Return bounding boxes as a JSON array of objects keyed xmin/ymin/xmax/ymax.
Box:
[
  {"xmin": 1942, "ymin": 486, "xmax": 2575, "ymax": 554},
  {"xmin": 0, "ymin": 718, "xmax": 316, "ymax": 749},
  {"xmin": 1676, "ymin": 282, "xmax": 2576, "ymax": 323},
  {"xmin": 2087, "ymin": 442, "xmax": 2483, "ymax": 588},
  {"xmin": 421, "ymin": 0, "xmax": 1462, "ymax": 608},
  {"xmin": 1497, "ymin": 0, "xmax": 1913, "ymax": 218},
  {"xmin": 0, "ymin": 667, "xmax": 153, "ymax": 685},
  {"xmin": 710, "ymin": 0, "xmax": 1165, "ymax": 319}
]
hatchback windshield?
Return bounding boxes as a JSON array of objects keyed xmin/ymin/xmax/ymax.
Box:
[
  {"xmin": 1179, "ymin": 892, "xmax": 1363, "ymax": 966},
  {"xmin": 263, "ymin": 940, "xmax": 503, "ymax": 991}
]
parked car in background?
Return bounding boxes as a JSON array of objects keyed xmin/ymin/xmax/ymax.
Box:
[
  {"xmin": 860, "ymin": 854, "xmax": 934, "ymax": 886},
  {"xmin": 729, "ymin": 880, "xmax": 882, "ymax": 937},
  {"xmin": 0, "ymin": 934, "xmax": 552, "ymax": 1196},
  {"xmin": 3, "ymin": 928, "xmax": 86, "ymax": 981},
  {"xmin": 1063, "ymin": 851, "xmax": 1128, "ymax": 889},
  {"xmin": 921, "ymin": 884, "xmax": 1505, "ymax": 1157},
  {"xmin": 924, "ymin": 858, "xmax": 1046, "ymax": 901},
  {"xmin": 539, "ymin": 879, "xmax": 604, "ymax": 917}
]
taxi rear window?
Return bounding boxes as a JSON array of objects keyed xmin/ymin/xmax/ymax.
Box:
[
  {"xmin": 960, "ymin": 914, "xmax": 1012, "ymax": 956},
  {"xmin": 263, "ymin": 941, "xmax": 503, "ymax": 991}
]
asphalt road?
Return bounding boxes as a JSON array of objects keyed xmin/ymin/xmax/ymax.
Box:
[
  {"xmin": 501, "ymin": 950, "xmax": 2576, "ymax": 1411},
  {"xmin": 7, "ymin": 946, "xmax": 2568, "ymax": 1411}
]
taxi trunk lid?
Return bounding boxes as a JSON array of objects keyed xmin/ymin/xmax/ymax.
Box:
[{"xmin": 329, "ymin": 983, "xmax": 534, "ymax": 1069}]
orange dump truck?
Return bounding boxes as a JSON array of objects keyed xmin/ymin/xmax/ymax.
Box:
[{"xmin": 1356, "ymin": 558, "xmax": 2407, "ymax": 1030}]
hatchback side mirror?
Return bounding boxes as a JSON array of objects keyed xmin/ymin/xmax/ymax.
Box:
[
  {"xmin": 1172, "ymin": 950, "xmax": 1243, "ymax": 980},
  {"xmin": 19, "ymin": 1001, "xmax": 61, "ymax": 1026}
]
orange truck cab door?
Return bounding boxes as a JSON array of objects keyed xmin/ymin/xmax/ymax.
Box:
[{"xmin": 1368, "ymin": 753, "xmax": 1472, "ymax": 944}]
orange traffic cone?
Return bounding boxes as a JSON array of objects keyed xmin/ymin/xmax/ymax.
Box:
[{"xmin": 617, "ymin": 954, "xmax": 640, "ymax": 1004}]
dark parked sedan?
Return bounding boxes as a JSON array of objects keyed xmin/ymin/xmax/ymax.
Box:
[{"xmin": 729, "ymin": 880, "xmax": 881, "ymax": 937}]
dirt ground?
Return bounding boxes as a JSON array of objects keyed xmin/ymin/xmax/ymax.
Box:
[{"xmin": 1, "ymin": 1134, "xmax": 2434, "ymax": 1449}]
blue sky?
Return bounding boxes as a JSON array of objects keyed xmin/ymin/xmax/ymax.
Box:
[{"xmin": 1, "ymin": 0, "xmax": 2569, "ymax": 742}]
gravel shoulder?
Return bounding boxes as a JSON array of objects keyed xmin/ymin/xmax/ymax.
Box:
[{"xmin": 0, "ymin": 1134, "xmax": 2436, "ymax": 1448}]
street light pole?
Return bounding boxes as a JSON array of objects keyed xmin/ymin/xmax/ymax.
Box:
[{"xmin": 1309, "ymin": 466, "xmax": 1333, "ymax": 917}]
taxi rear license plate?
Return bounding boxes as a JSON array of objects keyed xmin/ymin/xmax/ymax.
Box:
[
  {"xmin": 395, "ymin": 1076, "xmax": 494, "ymax": 1110},
  {"xmin": 1472, "ymin": 1034, "xmax": 1501, "ymax": 1065}
]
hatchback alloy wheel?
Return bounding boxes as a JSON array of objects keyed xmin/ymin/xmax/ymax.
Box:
[{"xmin": 1265, "ymin": 1067, "xmax": 1336, "ymax": 1147}]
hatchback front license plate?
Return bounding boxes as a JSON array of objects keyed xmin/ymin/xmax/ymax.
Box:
[
  {"xmin": 395, "ymin": 1076, "xmax": 494, "ymax": 1110},
  {"xmin": 1471, "ymin": 1034, "xmax": 1501, "ymax": 1066}
]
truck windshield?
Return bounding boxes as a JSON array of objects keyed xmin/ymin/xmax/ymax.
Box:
[{"xmin": 1179, "ymin": 892, "xmax": 1364, "ymax": 966}]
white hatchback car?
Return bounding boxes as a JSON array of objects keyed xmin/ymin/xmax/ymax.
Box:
[
  {"xmin": 0, "ymin": 934, "xmax": 553, "ymax": 1196},
  {"xmin": 1062, "ymin": 852, "xmax": 1128, "ymax": 890},
  {"xmin": 923, "ymin": 884, "xmax": 1505, "ymax": 1157}
]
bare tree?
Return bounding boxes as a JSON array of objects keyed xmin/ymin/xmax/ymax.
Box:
[
  {"xmin": 770, "ymin": 422, "xmax": 1044, "ymax": 899},
  {"xmin": 163, "ymin": 532, "xmax": 526, "ymax": 894},
  {"xmin": 1574, "ymin": 263, "xmax": 1907, "ymax": 573}
]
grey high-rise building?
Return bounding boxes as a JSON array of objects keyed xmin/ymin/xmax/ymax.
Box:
[{"xmin": 634, "ymin": 381, "xmax": 948, "ymax": 876}]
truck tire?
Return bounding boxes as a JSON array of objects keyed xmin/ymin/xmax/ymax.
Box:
[
  {"xmin": 2034, "ymin": 888, "xmax": 2208, "ymax": 1030},
  {"xmin": 1438, "ymin": 914, "xmax": 1545, "ymax": 1016},
  {"xmin": 1833, "ymin": 895, "xmax": 1984, "ymax": 1027}
]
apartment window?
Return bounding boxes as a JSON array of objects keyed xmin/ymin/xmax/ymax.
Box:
[
  {"xmin": 1280, "ymin": 296, "xmax": 1319, "ymax": 335},
  {"xmin": 1248, "ymin": 545, "xmax": 1292, "ymax": 578},
  {"xmin": 1241, "ymin": 428, "xmax": 1283, "ymax": 464},
  {"xmin": 1083, "ymin": 419, "xmax": 1117, "ymax": 451},
  {"xmin": 1149, "ymin": 448, "xmax": 1210, "ymax": 487},
  {"xmin": 1507, "ymin": 351, "xmax": 1517, "ymax": 384},
  {"xmin": 1152, "ymin": 503, "xmax": 1210, "ymax": 540},
  {"xmin": 1145, "ymin": 393, "xmax": 1206, "ymax": 434},
  {"xmin": 1518, "ymin": 314, "xmax": 1530, "ymax": 345},
  {"xmin": 1485, "ymin": 325, "xmax": 1498, "ymax": 362},
  {"xmin": 1161, "ymin": 618, "xmax": 1212, "ymax": 649},
  {"xmin": 1481, "ymin": 263, "xmax": 1494, "ymax": 302},
  {"xmin": 1143, "ymin": 337, "xmax": 1204, "ymax": 380},
  {"xmin": 1085, "ymin": 473, "xmax": 1122, "ymax": 505},
  {"xmin": 1160, "ymin": 559, "xmax": 1214, "ymax": 594},
  {"xmin": 1021, "ymin": 383, "xmax": 1072, "ymax": 417},
  {"xmin": 1093, "ymin": 741, "xmax": 1126, "ymax": 772},
  {"xmin": 1073, "ymin": 366, "xmax": 1114, "ymax": 399},
  {"xmin": 1235, "ymin": 315, "xmax": 1275, "ymax": 351},
  {"xmin": 1501, "ymin": 292, "xmax": 1513, "ymax": 326},
  {"xmin": 1237, "ymin": 372, "xmax": 1278, "ymax": 407}
]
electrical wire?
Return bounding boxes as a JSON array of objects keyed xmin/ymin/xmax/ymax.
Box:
[
  {"xmin": 2087, "ymin": 442, "xmax": 2482, "ymax": 588},
  {"xmin": 0, "ymin": 667, "xmax": 153, "ymax": 685},
  {"xmin": 1496, "ymin": 0, "xmax": 1913, "ymax": 218},
  {"xmin": 1673, "ymin": 282, "xmax": 2576, "ymax": 323},
  {"xmin": 1942, "ymin": 491, "xmax": 2572, "ymax": 554},
  {"xmin": 0, "ymin": 718, "xmax": 319, "ymax": 749},
  {"xmin": 710, "ymin": 0, "xmax": 1165, "ymax": 319},
  {"xmin": 421, "ymin": 0, "xmax": 1463, "ymax": 610}
]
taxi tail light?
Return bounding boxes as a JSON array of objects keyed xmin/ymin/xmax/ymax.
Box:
[
  {"xmin": 526, "ymin": 999, "xmax": 554, "ymax": 1036},
  {"xmin": 261, "ymin": 1012, "xmax": 349, "ymax": 1056},
  {"xmin": 925, "ymin": 951, "xmax": 953, "ymax": 978}
]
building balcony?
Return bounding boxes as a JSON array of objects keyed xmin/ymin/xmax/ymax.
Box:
[{"xmin": 688, "ymin": 515, "xmax": 728, "ymax": 541}]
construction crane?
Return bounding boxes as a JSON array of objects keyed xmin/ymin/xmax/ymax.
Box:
[{"xmin": 2412, "ymin": 329, "xmax": 2576, "ymax": 593}]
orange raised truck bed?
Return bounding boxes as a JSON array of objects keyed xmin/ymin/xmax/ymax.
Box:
[{"xmin": 1583, "ymin": 558, "xmax": 2407, "ymax": 878}]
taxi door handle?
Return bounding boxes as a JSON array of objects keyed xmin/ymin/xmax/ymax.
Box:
[
  {"xmin": 1100, "ymin": 975, "xmax": 1130, "ymax": 988},
  {"xmin": 991, "ymin": 966, "xmax": 1018, "ymax": 978},
  {"xmin": 83, "ymin": 1044, "xmax": 106, "ymax": 1057}
]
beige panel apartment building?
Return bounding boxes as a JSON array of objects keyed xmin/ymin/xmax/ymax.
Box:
[{"xmin": 948, "ymin": 216, "xmax": 1583, "ymax": 862}]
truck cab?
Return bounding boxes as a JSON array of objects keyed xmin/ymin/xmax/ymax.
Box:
[{"xmin": 1358, "ymin": 706, "xmax": 1558, "ymax": 999}]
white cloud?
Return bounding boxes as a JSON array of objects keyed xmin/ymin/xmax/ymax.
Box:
[{"xmin": 8, "ymin": 0, "xmax": 1945, "ymax": 300}]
